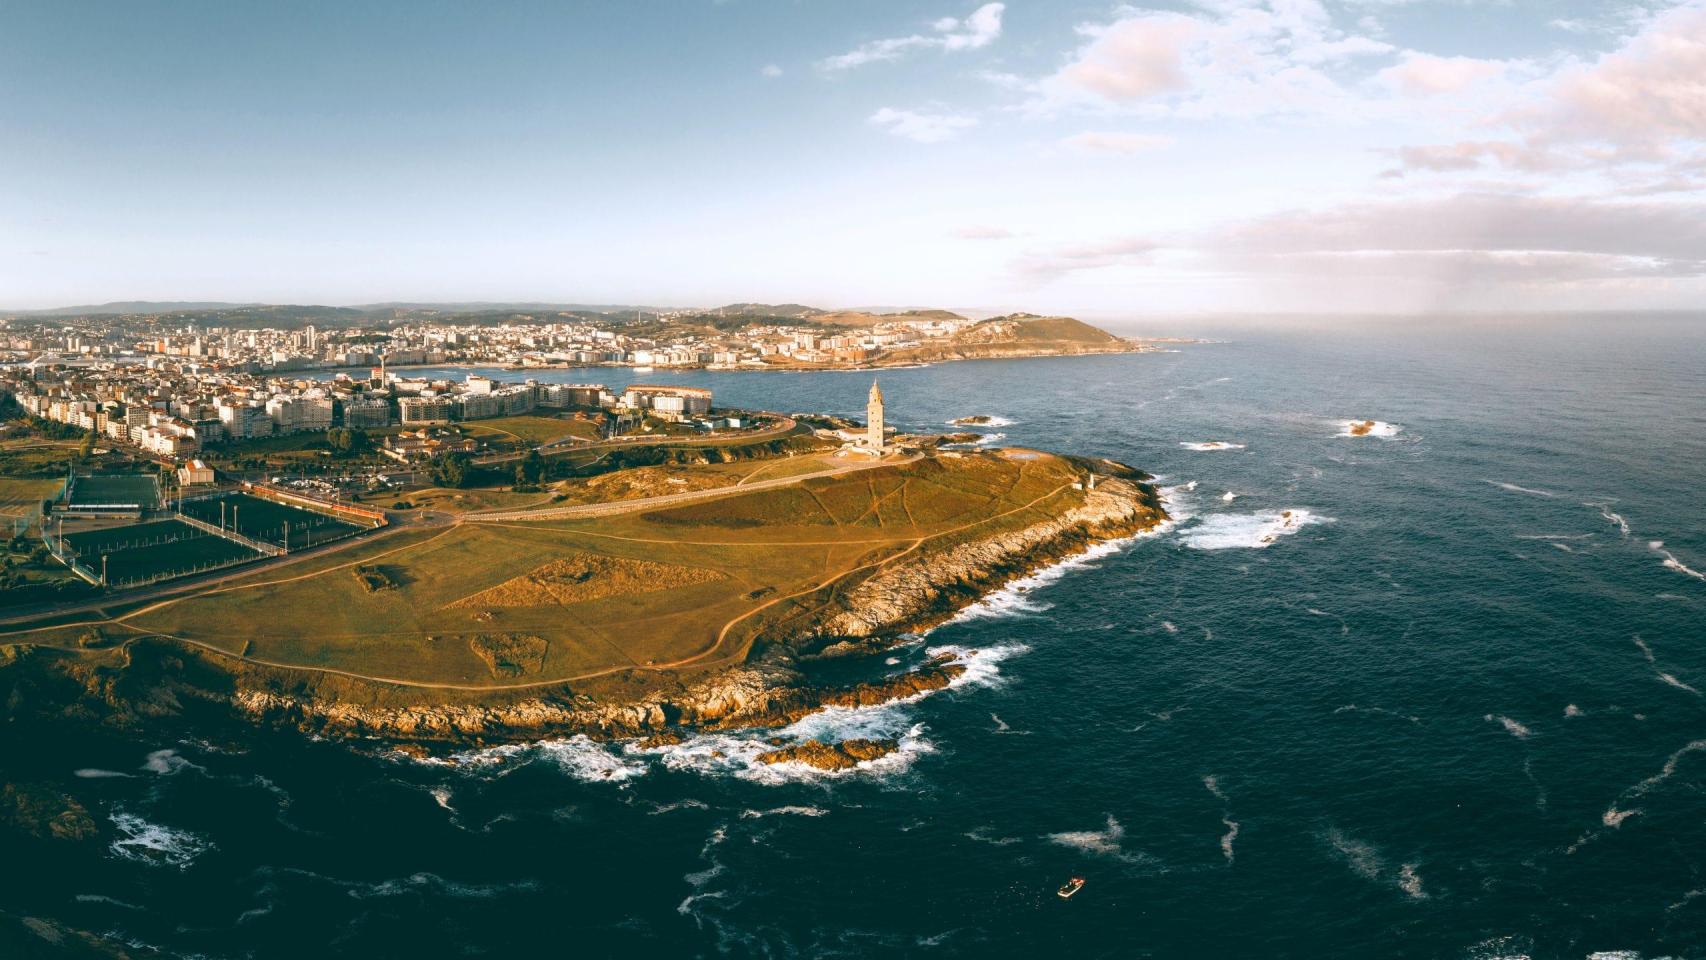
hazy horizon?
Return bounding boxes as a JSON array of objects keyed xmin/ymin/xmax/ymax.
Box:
[{"xmin": 4, "ymin": 1, "xmax": 1704, "ymax": 313}]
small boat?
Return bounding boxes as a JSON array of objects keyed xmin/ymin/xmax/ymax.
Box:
[{"xmin": 1057, "ymin": 876, "xmax": 1086, "ymax": 899}]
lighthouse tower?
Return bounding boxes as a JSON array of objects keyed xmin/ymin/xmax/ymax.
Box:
[{"xmin": 866, "ymin": 380, "xmax": 886, "ymax": 452}]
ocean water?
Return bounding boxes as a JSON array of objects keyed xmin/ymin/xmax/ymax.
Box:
[{"xmin": 4, "ymin": 316, "xmax": 1705, "ymax": 959}]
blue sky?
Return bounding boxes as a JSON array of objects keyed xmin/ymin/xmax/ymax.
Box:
[{"xmin": 3, "ymin": 0, "xmax": 1704, "ymax": 315}]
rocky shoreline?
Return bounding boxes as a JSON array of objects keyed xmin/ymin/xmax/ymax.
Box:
[{"xmin": 0, "ymin": 464, "xmax": 1165, "ymax": 764}]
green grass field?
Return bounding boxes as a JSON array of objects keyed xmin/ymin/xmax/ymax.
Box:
[
  {"xmin": 67, "ymin": 474, "xmax": 159, "ymax": 509},
  {"xmin": 463, "ymin": 414, "xmax": 603, "ymax": 446},
  {"xmin": 61, "ymin": 518, "xmax": 263, "ymax": 586},
  {"xmin": 95, "ymin": 450, "xmax": 1090, "ymax": 687},
  {"xmin": 178, "ymin": 492, "xmax": 365, "ymax": 548}
]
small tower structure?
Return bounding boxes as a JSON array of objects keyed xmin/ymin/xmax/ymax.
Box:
[{"xmin": 866, "ymin": 380, "xmax": 886, "ymax": 452}]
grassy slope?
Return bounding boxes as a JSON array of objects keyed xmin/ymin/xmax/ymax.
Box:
[{"xmin": 104, "ymin": 451, "xmax": 1086, "ymax": 687}]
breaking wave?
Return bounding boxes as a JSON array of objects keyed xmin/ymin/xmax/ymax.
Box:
[
  {"xmin": 109, "ymin": 811, "xmax": 212, "ymax": 870},
  {"xmin": 1178, "ymin": 509, "xmax": 1331, "ymax": 550},
  {"xmin": 1485, "ymin": 714, "xmax": 1534, "ymax": 739},
  {"xmin": 1179, "ymin": 441, "xmax": 1245, "ymax": 452},
  {"xmin": 450, "ymin": 735, "xmax": 649, "ymax": 784},
  {"xmin": 1484, "ymin": 481, "xmax": 1556, "ymax": 498},
  {"xmin": 945, "ymin": 532, "xmax": 1139, "ymax": 623},
  {"xmin": 1649, "ymin": 540, "xmax": 1706, "ymax": 582}
]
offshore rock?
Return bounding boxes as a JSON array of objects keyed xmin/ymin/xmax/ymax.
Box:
[{"xmin": 754, "ymin": 738, "xmax": 899, "ymax": 771}]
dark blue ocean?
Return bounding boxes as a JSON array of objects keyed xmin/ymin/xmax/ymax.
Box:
[{"xmin": 5, "ymin": 316, "xmax": 1705, "ymax": 959}]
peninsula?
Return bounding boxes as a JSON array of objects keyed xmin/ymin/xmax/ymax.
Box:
[{"xmin": 0, "ymin": 381, "xmax": 1165, "ymax": 769}]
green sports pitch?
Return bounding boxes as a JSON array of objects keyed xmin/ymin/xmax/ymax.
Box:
[
  {"xmin": 178, "ymin": 492, "xmax": 366, "ymax": 549},
  {"xmin": 61, "ymin": 518, "xmax": 263, "ymax": 586},
  {"xmin": 65, "ymin": 473, "xmax": 161, "ymax": 510}
]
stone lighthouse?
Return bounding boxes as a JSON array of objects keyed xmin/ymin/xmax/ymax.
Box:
[{"xmin": 866, "ymin": 379, "xmax": 885, "ymax": 452}]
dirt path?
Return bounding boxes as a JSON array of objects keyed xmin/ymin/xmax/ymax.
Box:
[
  {"xmin": 97, "ymin": 482, "xmax": 1077, "ymax": 691},
  {"xmin": 464, "ymin": 454, "xmax": 915, "ymax": 521}
]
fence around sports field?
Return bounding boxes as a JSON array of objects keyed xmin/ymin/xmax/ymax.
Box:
[
  {"xmin": 52, "ymin": 517, "xmax": 265, "ymax": 588},
  {"xmin": 173, "ymin": 488, "xmax": 379, "ymax": 551}
]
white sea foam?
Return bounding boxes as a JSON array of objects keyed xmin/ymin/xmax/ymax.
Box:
[
  {"xmin": 945, "ymin": 416, "xmax": 1015, "ymax": 428},
  {"xmin": 945, "ymin": 532, "xmax": 1137, "ymax": 623},
  {"xmin": 1179, "ymin": 441, "xmax": 1245, "ymax": 451},
  {"xmin": 1583, "ymin": 502, "xmax": 1633, "ymax": 537},
  {"xmin": 739, "ymin": 805, "xmax": 828, "ymax": 819},
  {"xmin": 140, "ymin": 749, "xmax": 204, "ymax": 777},
  {"xmin": 74, "ymin": 769, "xmax": 134, "ymax": 779},
  {"xmin": 348, "ymin": 872, "xmax": 538, "ymax": 900},
  {"xmin": 109, "ymin": 811, "xmax": 212, "ymax": 870},
  {"xmin": 963, "ymin": 827, "xmax": 1022, "ymax": 846},
  {"xmin": 1649, "ymin": 540, "xmax": 1706, "ymax": 582},
  {"xmin": 1485, "ymin": 714, "xmax": 1534, "ymax": 739},
  {"xmin": 1603, "ymin": 806, "xmax": 1640, "ymax": 828},
  {"xmin": 1657, "ymin": 672, "xmax": 1702, "ymax": 696},
  {"xmin": 646, "ymin": 799, "xmax": 710, "ymax": 816},
  {"xmin": 1632, "ymin": 635, "xmax": 1655, "ymax": 662},
  {"xmin": 1337, "ymin": 419, "xmax": 1401, "ymax": 439},
  {"xmin": 74, "ymin": 894, "xmax": 143, "ymax": 910},
  {"xmin": 1221, "ymin": 491, "xmax": 1237, "ymax": 502},
  {"xmin": 1161, "ymin": 620, "xmax": 1178, "ymax": 633},
  {"xmin": 1484, "ymin": 481, "xmax": 1556, "ymax": 498},
  {"xmin": 1325, "ymin": 828, "xmax": 1382, "ymax": 881},
  {"xmin": 1048, "ymin": 814, "xmax": 1137, "ymax": 861},
  {"xmin": 1564, "ymin": 704, "xmax": 1584, "ymax": 717},
  {"xmin": 1178, "ymin": 509, "xmax": 1330, "ymax": 550},
  {"xmin": 1397, "ymin": 863, "xmax": 1427, "ymax": 899},
  {"xmin": 452, "ymin": 735, "xmax": 648, "ymax": 783},
  {"xmin": 1334, "ymin": 704, "xmax": 1421, "ymax": 724},
  {"xmin": 1203, "ymin": 776, "xmax": 1237, "ymax": 864}
]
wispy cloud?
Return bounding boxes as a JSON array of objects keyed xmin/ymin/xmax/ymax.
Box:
[
  {"xmin": 1028, "ymin": 1, "xmax": 1393, "ymax": 119},
  {"xmin": 760, "ymin": 64, "xmax": 782, "ymax": 79},
  {"xmin": 1061, "ymin": 131, "xmax": 1174, "ymax": 155},
  {"xmin": 868, "ymin": 107, "xmax": 977, "ymax": 143},
  {"xmin": 821, "ymin": 3, "xmax": 1004, "ymax": 71}
]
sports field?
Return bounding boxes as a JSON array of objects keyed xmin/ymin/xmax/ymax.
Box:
[
  {"xmin": 178, "ymin": 492, "xmax": 366, "ymax": 549},
  {"xmin": 62, "ymin": 518, "xmax": 264, "ymax": 586},
  {"xmin": 67, "ymin": 474, "xmax": 159, "ymax": 509},
  {"xmin": 115, "ymin": 450, "xmax": 1099, "ymax": 687}
]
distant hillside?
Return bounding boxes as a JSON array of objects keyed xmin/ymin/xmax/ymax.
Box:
[
  {"xmin": 15, "ymin": 301, "xmax": 263, "ymax": 316},
  {"xmin": 810, "ymin": 308, "xmax": 968, "ymax": 327},
  {"xmin": 713, "ymin": 303, "xmax": 825, "ymax": 320},
  {"xmin": 971, "ymin": 314, "xmax": 1123, "ymax": 344}
]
